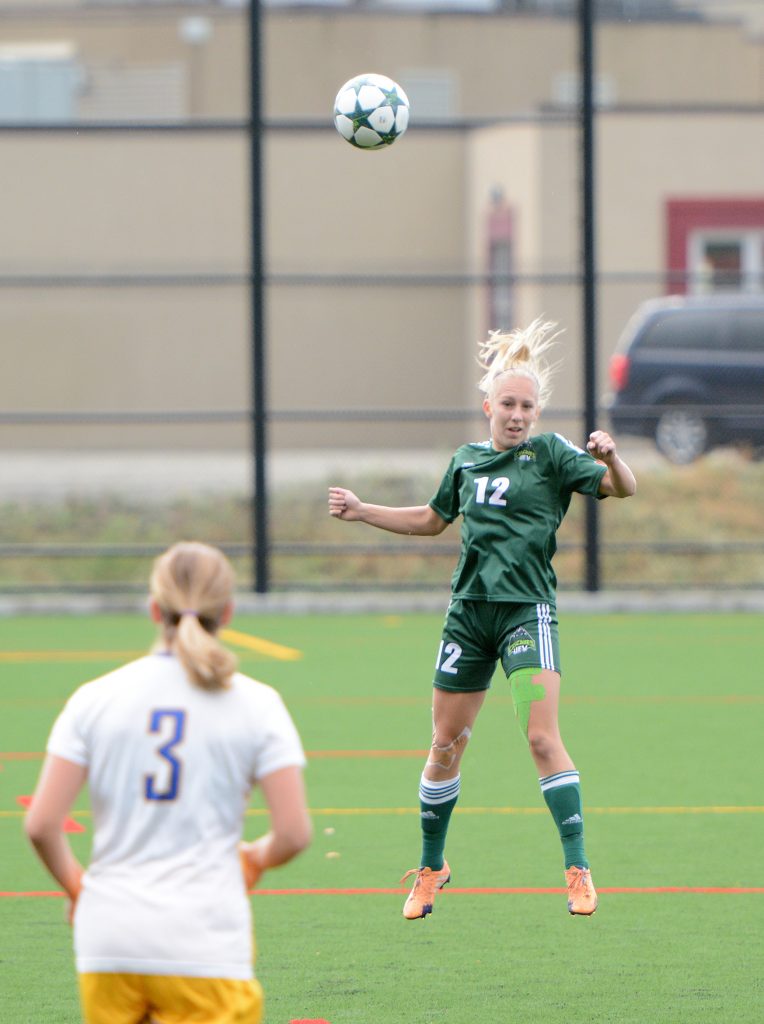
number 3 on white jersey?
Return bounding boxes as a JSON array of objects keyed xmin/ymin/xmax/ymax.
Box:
[
  {"xmin": 474, "ymin": 476, "xmax": 510, "ymax": 506},
  {"xmin": 145, "ymin": 709, "xmax": 186, "ymax": 802},
  {"xmin": 436, "ymin": 640, "xmax": 462, "ymax": 675}
]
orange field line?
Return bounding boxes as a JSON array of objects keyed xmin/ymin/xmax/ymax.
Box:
[
  {"xmin": 3, "ymin": 887, "xmax": 763, "ymax": 899},
  {"xmin": 290, "ymin": 694, "xmax": 764, "ymax": 706},
  {"xmin": 250, "ymin": 886, "xmax": 764, "ymax": 896},
  {"xmin": 0, "ymin": 753, "xmax": 428, "ymax": 761},
  {"xmin": 305, "ymin": 750, "xmax": 428, "ymax": 759}
]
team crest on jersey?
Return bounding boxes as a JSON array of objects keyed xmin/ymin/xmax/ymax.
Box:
[
  {"xmin": 507, "ymin": 626, "xmax": 536, "ymax": 656},
  {"xmin": 515, "ymin": 445, "xmax": 536, "ymax": 462}
]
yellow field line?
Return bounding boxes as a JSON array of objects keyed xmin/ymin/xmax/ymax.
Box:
[
  {"xmin": 287, "ymin": 694, "xmax": 764, "ymax": 706},
  {"xmin": 301, "ymin": 806, "xmax": 764, "ymax": 817},
  {"xmin": 0, "ymin": 651, "xmax": 143, "ymax": 663},
  {"xmin": 2, "ymin": 805, "xmax": 763, "ymax": 821},
  {"xmin": 0, "ymin": 630, "xmax": 302, "ymax": 665},
  {"xmin": 220, "ymin": 628, "xmax": 302, "ymax": 661}
]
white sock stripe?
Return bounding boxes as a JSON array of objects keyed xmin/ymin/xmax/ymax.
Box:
[
  {"xmin": 539, "ymin": 770, "xmax": 579, "ymax": 783},
  {"xmin": 539, "ymin": 770, "xmax": 580, "ymax": 792},
  {"xmin": 420, "ymin": 788, "xmax": 460, "ymax": 805},
  {"xmin": 420, "ymin": 778, "xmax": 461, "ymax": 796},
  {"xmin": 419, "ymin": 775, "xmax": 461, "ymax": 805},
  {"xmin": 535, "ymin": 603, "xmax": 554, "ymax": 670}
]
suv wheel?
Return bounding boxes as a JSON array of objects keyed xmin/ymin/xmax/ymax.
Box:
[{"xmin": 655, "ymin": 408, "xmax": 710, "ymax": 464}]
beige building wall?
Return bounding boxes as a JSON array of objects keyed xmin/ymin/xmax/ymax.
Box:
[
  {"xmin": 0, "ymin": 127, "xmax": 473, "ymax": 451},
  {"xmin": 3, "ymin": 8, "xmax": 763, "ymax": 118},
  {"xmin": 266, "ymin": 129, "xmax": 471, "ymax": 451},
  {"xmin": 1, "ymin": 7, "xmax": 763, "ymax": 452},
  {"xmin": 267, "ymin": 13, "xmax": 764, "ymax": 115},
  {"xmin": 465, "ymin": 121, "xmax": 585, "ymax": 438}
]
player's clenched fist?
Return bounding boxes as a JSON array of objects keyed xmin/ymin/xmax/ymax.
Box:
[
  {"xmin": 328, "ymin": 486, "xmax": 362, "ymax": 520},
  {"xmin": 586, "ymin": 430, "xmax": 618, "ymax": 463}
]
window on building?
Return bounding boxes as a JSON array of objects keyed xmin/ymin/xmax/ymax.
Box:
[
  {"xmin": 666, "ymin": 199, "xmax": 764, "ymax": 296},
  {"xmin": 0, "ymin": 43, "xmax": 81, "ymax": 123},
  {"xmin": 485, "ymin": 193, "xmax": 515, "ymax": 333},
  {"xmin": 688, "ymin": 231, "xmax": 764, "ymax": 294},
  {"xmin": 397, "ymin": 71, "xmax": 457, "ymax": 121}
]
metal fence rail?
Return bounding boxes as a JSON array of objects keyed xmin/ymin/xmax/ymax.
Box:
[
  {"xmin": 4, "ymin": 539, "xmax": 764, "ymax": 559},
  {"xmin": 2, "ymin": 538, "xmax": 763, "ymax": 596}
]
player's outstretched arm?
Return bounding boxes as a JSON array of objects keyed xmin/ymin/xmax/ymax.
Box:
[
  {"xmin": 328, "ymin": 487, "xmax": 448, "ymax": 536},
  {"xmin": 587, "ymin": 431, "xmax": 637, "ymax": 498},
  {"xmin": 240, "ymin": 765, "xmax": 312, "ymax": 889}
]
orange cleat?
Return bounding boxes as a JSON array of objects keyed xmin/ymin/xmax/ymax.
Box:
[
  {"xmin": 400, "ymin": 860, "xmax": 451, "ymax": 920},
  {"xmin": 565, "ymin": 866, "xmax": 598, "ymax": 916}
]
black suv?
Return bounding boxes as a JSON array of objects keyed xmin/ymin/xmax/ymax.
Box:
[{"xmin": 606, "ymin": 294, "xmax": 764, "ymax": 463}]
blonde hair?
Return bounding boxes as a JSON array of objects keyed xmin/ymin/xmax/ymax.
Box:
[
  {"xmin": 150, "ymin": 542, "xmax": 237, "ymax": 692},
  {"xmin": 477, "ymin": 317, "xmax": 563, "ymax": 408}
]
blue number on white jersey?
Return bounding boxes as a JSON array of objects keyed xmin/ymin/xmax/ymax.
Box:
[{"xmin": 145, "ymin": 709, "xmax": 186, "ymax": 802}]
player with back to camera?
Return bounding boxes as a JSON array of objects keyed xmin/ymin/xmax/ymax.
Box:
[
  {"xmin": 329, "ymin": 319, "xmax": 636, "ymax": 920},
  {"xmin": 25, "ymin": 541, "xmax": 311, "ymax": 1024}
]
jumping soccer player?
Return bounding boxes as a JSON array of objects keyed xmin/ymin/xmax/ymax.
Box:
[
  {"xmin": 329, "ymin": 319, "xmax": 636, "ymax": 920},
  {"xmin": 25, "ymin": 542, "xmax": 311, "ymax": 1023}
]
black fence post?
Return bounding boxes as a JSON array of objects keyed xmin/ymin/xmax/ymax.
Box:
[
  {"xmin": 581, "ymin": 0, "xmax": 600, "ymax": 593},
  {"xmin": 249, "ymin": 0, "xmax": 269, "ymax": 594}
]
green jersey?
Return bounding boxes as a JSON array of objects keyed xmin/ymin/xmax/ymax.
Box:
[{"xmin": 429, "ymin": 432, "xmax": 607, "ymax": 604}]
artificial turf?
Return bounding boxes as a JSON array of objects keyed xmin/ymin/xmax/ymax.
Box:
[{"xmin": 1, "ymin": 612, "xmax": 762, "ymax": 1023}]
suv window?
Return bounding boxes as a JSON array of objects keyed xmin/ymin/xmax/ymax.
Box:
[
  {"xmin": 729, "ymin": 310, "xmax": 764, "ymax": 352},
  {"xmin": 638, "ymin": 310, "xmax": 725, "ymax": 351}
]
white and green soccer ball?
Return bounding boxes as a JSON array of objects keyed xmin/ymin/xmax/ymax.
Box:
[{"xmin": 333, "ymin": 73, "xmax": 410, "ymax": 150}]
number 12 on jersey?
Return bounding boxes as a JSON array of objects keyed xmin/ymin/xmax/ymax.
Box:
[
  {"xmin": 145, "ymin": 709, "xmax": 186, "ymax": 802},
  {"xmin": 474, "ymin": 476, "xmax": 510, "ymax": 506}
]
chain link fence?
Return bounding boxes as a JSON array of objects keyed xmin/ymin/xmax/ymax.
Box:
[{"xmin": 2, "ymin": 1, "xmax": 763, "ymax": 595}]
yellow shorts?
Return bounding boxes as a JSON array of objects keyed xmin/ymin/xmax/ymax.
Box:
[{"xmin": 78, "ymin": 972, "xmax": 263, "ymax": 1024}]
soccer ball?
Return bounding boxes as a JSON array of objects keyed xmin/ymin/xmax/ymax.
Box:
[{"xmin": 333, "ymin": 73, "xmax": 410, "ymax": 150}]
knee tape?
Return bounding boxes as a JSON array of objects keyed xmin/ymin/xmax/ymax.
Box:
[
  {"xmin": 427, "ymin": 726, "xmax": 472, "ymax": 770},
  {"xmin": 509, "ymin": 668, "xmax": 546, "ymax": 739}
]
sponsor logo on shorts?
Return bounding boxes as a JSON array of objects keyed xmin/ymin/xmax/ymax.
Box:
[{"xmin": 507, "ymin": 626, "xmax": 537, "ymax": 656}]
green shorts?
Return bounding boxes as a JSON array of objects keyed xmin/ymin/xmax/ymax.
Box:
[{"xmin": 433, "ymin": 599, "xmax": 560, "ymax": 692}]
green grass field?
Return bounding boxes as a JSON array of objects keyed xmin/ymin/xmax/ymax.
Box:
[{"xmin": 1, "ymin": 611, "xmax": 763, "ymax": 1023}]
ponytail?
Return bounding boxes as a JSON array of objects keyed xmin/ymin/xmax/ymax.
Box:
[
  {"xmin": 477, "ymin": 317, "xmax": 562, "ymax": 408},
  {"xmin": 150, "ymin": 543, "xmax": 237, "ymax": 691}
]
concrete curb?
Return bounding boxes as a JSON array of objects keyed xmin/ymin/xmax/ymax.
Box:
[{"xmin": 1, "ymin": 589, "xmax": 762, "ymax": 617}]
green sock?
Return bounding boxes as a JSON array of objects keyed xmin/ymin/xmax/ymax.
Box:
[
  {"xmin": 540, "ymin": 770, "xmax": 589, "ymax": 870},
  {"xmin": 418, "ymin": 774, "xmax": 460, "ymax": 870}
]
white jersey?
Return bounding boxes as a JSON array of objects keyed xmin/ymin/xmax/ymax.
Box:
[{"xmin": 46, "ymin": 652, "xmax": 306, "ymax": 979}]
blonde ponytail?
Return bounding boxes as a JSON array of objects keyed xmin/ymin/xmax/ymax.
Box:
[
  {"xmin": 477, "ymin": 317, "xmax": 562, "ymax": 408},
  {"xmin": 150, "ymin": 542, "xmax": 237, "ymax": 692}
]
